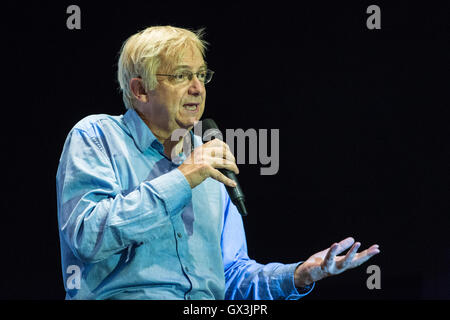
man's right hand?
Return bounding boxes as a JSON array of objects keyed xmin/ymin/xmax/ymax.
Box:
[{"xmin": 178, "ymin": 139, "xmax": 239, "ymax": 189}]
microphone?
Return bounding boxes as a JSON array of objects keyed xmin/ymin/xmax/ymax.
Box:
[{"xmin": 197, "ymin": 119, "xmax": 248, "ymax": 216}]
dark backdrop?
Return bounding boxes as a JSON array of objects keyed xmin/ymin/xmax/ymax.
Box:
[{"xmin": 2, "ymin": 1, "xmax": 448, "ymax": 299}]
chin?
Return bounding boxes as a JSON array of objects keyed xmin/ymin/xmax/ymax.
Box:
[
  {"xmin": 176, "ymin": 118, "xmax": 197, "ymax": 130},
  {"xmin": 181, "ymin": 113, "xmax": 203, "ymax": 126}
]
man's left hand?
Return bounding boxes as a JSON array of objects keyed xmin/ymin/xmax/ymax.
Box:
[{"xmin": 294, "ymin": 237, "xmax": 380, "ymax": 287}]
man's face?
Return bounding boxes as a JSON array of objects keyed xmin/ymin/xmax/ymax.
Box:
[{"xmin": 142, "ymin": 46, "xmax": 206, "ymax": 138}]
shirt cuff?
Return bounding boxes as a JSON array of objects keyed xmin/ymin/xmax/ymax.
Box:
[
  {"xmin": 278, "ymin": 262, "xmax": 315, "ymax": 300},
  {"xmin": 148, "ymin": 168, "xmax": 192, "ymax": 217}
]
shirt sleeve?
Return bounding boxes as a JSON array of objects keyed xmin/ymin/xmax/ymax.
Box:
[
  {"xmin": 220, "ymin": 185, "xmax": 315, "ymax": 300},
  {"xmin": 56, "ymin": 127, "xmax": 192, "ymax": 264}
]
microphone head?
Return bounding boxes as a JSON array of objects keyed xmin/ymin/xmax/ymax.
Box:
[
  {"xmin": 201, "ymin": 118, "xmax": 219, "ymax": 131},
  {"xmin": 196, "ymin": 118, "xmax": 223, "ymax": 142}
]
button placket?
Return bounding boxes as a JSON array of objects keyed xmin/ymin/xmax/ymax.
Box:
[{"xmin": 173, "ymin": 216, "xmax": 194, "ymax": 295}]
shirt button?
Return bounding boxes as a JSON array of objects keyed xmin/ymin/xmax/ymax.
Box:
[
  {"xmin": 186, "ymin": 295, "xmax": 191, "ymax": 300},
  {"xmin": 177, "ymin": 232, "xmax": 182, "ymax": 238},
  {"xmin": 185, "ymin": 266, "xmax": 190, "ymax": 273}
]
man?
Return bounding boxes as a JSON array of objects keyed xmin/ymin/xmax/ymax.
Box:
[{"xmin": 56, "ymin": 26, "xmax": 380, "ymax": 300}]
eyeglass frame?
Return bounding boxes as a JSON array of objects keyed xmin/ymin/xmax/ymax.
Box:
[{"xmin": 155, "ymin": 69, "xmax": 215, "ymax": 84}]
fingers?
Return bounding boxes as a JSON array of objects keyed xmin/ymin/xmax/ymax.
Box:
[
  {"xmin": 181, "ymin": 139, "xmax": 239, "ymax": 189},
  {"xmin": 323, "ymin": 237, "xmax": 380, "ymax": 273},
  {"xmin": 335, "ymin": 237, "xmax": 355, "ymax": 255},
  {"xmin": 322, "ymin": 243, "xmax": 339, "ymax": 272},
  {"xmin": 203, "ymin": 139, "xmax": 234, "ymax": 159},
  {"xmin": 340, "ymin": 243, "xmax": 380, "ymax": 270},
  {"xmin": 340, "ymin": 242, "xmax": 361, "ymax": 269},
  {"xmin": 209, "ymin": 158, "xmax": 239, "ymax": 175},
  {"xmin": 354, "ymin": 244, "xmax": 380, "ymax": 266},
  {"xmin": 206, "ymin": 146, "xmax": 236, "ymax": 164},
  {"xmin": 210, "ymin": 168, "xmax": 237, "ymax": 188},
  {"xmin": 312, "ymin": 239, "xmax": 380, "ymax": 280},
  {"xmin": 203, "ymin": 143, "xmax": 238, "ymax": 174},
  {"xmin": 367, "ymin": 244, "xmax": 380, "ymax": 255}
]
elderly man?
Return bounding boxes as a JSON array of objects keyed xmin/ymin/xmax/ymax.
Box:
[{"xmin": 56, "ymin": 26, "xmax": 380, "ymax": 300}]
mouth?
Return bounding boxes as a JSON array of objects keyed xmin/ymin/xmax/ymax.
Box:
[{"xmin": 182, "ymin": 103, "xmax": 200, "ymax": 112}]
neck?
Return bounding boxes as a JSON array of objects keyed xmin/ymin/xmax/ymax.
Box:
[
  {"xmin": 157, "ymin": 132, "xmax": 186, "ymax": 159},
  {"xmin": 135, "ymin": 110, "xmax": 189, "ymax": 159}
]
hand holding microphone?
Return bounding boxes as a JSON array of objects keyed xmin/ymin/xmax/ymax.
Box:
[
  {"xmin": 178, "ymin": 119, "xmax": 248, "ymax": 216},
  {"xmin": 178, "ymin": 138, "xmax": 239, "ymax": 189}
]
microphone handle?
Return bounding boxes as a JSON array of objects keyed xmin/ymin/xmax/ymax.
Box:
[{"xmin": 220, "ymin": 169, "xmax": 248, "ymax": 216}]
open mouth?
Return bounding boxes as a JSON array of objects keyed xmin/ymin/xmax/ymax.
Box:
[{"xmin": 183, "ymin": 103, "xmax": 199, "ymax": 112}]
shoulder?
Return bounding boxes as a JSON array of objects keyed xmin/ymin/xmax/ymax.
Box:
[{"xmin": 70, "ymin": 113, "xmax": 128, "ymax": 137}]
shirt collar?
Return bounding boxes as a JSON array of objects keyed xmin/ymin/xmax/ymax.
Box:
[{"xmin": 123, "ymin": 108, "xmax": 164, "ymax": 154}]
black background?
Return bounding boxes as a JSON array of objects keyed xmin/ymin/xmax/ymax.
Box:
[{"xmin": 1, "ymin": 1, "xmax": 449, "ymax": 300}]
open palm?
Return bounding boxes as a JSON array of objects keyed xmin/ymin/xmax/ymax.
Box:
[{"xmin": 294, "ymin": 237, "xmax": 380, "ymax": 287}]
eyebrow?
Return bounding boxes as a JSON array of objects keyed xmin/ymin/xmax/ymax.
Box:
[{"xmin": 173, "ymin": 64, "xmax": 208, "ymax": 71}]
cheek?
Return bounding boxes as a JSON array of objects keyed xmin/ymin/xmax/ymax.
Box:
[
  {"xmin": 200, "ymin": 91, "xmax": 206, "ymax": 107},
  {"xmin": 164, "ymin": 89, "xmax": 182, "ymax": 112},
  {"xmin": 200, "ymin": 99, "xmax": 206, "ymax": 112}
]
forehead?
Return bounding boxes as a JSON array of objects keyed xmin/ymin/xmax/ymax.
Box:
[{"xmin": 162, "ymin": 46, "xmax": 206, "ymax": 71}]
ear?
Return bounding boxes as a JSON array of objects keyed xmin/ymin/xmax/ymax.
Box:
[{"xmin": 130, "ymin": 78, "xmax": 149, "ymax": 103}]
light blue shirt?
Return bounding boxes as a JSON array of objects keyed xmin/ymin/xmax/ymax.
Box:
[{"xmin": 56, "ymin": 108, "xmax": 314, "ymax": 300}]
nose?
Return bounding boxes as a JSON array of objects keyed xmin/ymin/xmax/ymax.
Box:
[{"xmin": 188, "ymin": 76, "xmax": 204, "ymax": 96}]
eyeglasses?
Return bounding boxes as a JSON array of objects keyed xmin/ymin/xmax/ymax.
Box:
[{"xmin": 156, "ymin": 69, "xmax": 215, "ymax": 85}]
